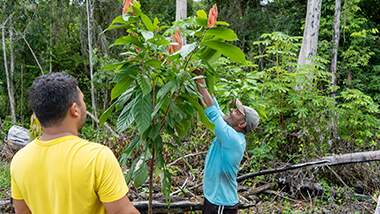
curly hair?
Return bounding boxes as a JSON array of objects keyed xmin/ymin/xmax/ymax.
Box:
[{"xmin": 28, "ymin": 72, "xmax": 80, "ymax": 127}]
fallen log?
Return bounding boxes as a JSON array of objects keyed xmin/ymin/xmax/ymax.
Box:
[
  {"xmin": 238, "ymin": 150, "xmax": 380, "ymax": 182},
  {"xmin": 132, "ymin": 200, "xmax": 255, "ymax": 213},
  {"xmin": 0, "ymin": 199, "xmax": 256, "ymax": 213}
]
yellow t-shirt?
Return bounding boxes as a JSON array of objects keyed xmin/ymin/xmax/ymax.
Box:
[{"xmin": 10, "ymin": 135, "xmax": 128, "ymax": 214}]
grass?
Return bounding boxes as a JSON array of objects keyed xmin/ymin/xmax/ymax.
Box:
[{"xmin": 0, "ymin": 161, "xmax": 10, "ymax": 199}]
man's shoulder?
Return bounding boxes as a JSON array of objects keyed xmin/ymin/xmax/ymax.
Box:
[
  {"xmin": 75, "ymin": 137, "xmax": 106, "ymax": 148},
  {"xmin": 10, "ymin": 142, "xmax": 34, "ymax": 167},
  {"xmin": 71, "ymin": 137, "xmax": 110, "ymax": 157}
]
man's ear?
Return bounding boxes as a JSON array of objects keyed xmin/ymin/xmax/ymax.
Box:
[
  {"xmin": 238, "ymin": 121, "xmax": 247, "ymax": 130},
  {"xmin": 68, "ymin": 102, "xmax": 80, "ymax": 118}
]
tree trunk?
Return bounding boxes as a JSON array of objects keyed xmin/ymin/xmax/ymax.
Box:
[
  {"xmin": 97, "ymin": 25, "xmax": 109, "ymax": 57},
  {"xmin": 86, "ymin": 0, "xmax": 97, "ymax": 120},
  {"xmin": 148, "ymin": 146, "xmax": 156, "ymax": 214},
  {"xmin": 375, "ymin": 195, "xmax": 380, "ymax": 214},
  {"xmin": 298, "ymin": 0, "xmax": 322, "ymax": 65},
  {"xmin": 330, "ymin": 0, "xmax": 342, "ymax": 141},
  {"xmin": 2, "ymin": 24, "xmax": 16, "ymax": 124},
  {"xmin": 176, "ymin": 0, "xmax": 187, "ymax": 21},
  {"xmin": 331, "ymin": 0, "xmax": 341, "ymax": 93},
  {"xmin": 9, "ymin": 23, "xmax": 16, "ymax": 124}
]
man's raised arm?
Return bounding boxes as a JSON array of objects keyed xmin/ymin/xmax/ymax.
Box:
[{"xmin": 193, "ymin": 69, "xmax": 213, "ymax": 107}]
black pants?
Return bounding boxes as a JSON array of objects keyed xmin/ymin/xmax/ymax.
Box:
[{"xmin": 202, "ymin": 198, "xmax": 239, "ymax": 214}]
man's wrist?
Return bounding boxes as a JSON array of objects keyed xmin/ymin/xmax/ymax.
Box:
[{"xmin": 197, "ymin": 82, "xmax": 207, "ymax": 88}]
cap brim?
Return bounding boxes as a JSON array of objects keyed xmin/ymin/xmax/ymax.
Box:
[{"xmin": 235, "ymin": 99, "xmax": 245, "ymax": 116}]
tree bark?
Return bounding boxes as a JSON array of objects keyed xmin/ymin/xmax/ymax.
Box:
[
  {"xmin": 176, "ymin": 0, "xmax": 187, "ymax": 21},
  {"xmin": 330, "ymin": 0, "xmax": 342, "ymax": 141},
  {"xmin": 148, "ymin": 146, "xmax": 156, "ymax": 214},
  {"xmin": 331, "ymin": 0, "xmax": 341, "ymax": 93},
  {"xmin": 8, "ymin": 22, "xmax": 16, "ymax": 124},
  {"xmin": 86, "ymin": 0, "xmax": 97, "ymax": 120},
  {"xmin": 2, "ymin": 21, "xmax": 16, "ymax": 124},
  {"xmin": 298, "ymin": 0, "xmax": 322, "ymax": 65},
  {"xmin": 375, "ymin": 195, "xmax": 380, "ymax": 214},
  {"xmin": 237, "ymin": 150, "xmax": 380, "ymax": 182}
]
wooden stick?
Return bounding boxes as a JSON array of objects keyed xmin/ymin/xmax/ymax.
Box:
[{"xmin": 167, "ymin": 151, "xmax": 207, "ymax": 167}]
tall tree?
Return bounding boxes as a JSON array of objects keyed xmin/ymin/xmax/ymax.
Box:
[
  {"xmin": 2, "ymin": 16, "xmax": 16, "ymax": 124},
  {"xmin": 9, "ymin": 19, "xmax": 16, "ymax": 123},
  {"xmin": 330, "ymin": 0, "xmax": 342, "ymax": 141},
  {"xmin": 298, "ymin": 0, "xmax": 322, "ymax": 64},
  {"xmin": 176, "ymin": 0, "xmax": 187, "ymax": 21},
  {"xmin": 86, "ymin": 0, "xmax": 98, "ymax": 119},
  {"xmin": 331, "ymin": 0, "xmax": 341, "ymax": 90}
]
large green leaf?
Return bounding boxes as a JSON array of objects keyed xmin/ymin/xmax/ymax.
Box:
[
  {"xmin": 160, "ymin": 168, "xmax": 172, "ymax": 200},
  {"xmin": 132, "ymin": 93, "xmax": 153, "ymax": 133},
  {"xmin": 153, "ymin": 17, "xmax": 160, "ymax": 29},
  {"xmin": 106, "ymin": 15, "xmax": 134, "ymax": 30},
  {"xmin": 133, "ymin": 159, "xmax": 148, "ymax": 187},
  {"xmin": 116, "ymin": 96, "xmax": 136, "ymax": 133},
  {"xmin": 115, "ymin": 87, "xmax": 135, "ymax": 111},
  {"xmin": 137, "ymin": 75, "xmax": 152, "ymax": 96},
  {"xmin": 185, "ymin": 96, "xmax": 214, "ymax": 131},
  {"xmin": 99, "ymin": 102, "xmax": 116, "ymax": 125},
  {"xmin": 100, "ymin": 62, "xmax": 125, "ymax": 71},
  {"xmin": 122, "ymin": 137, "xmax": 142, "ymax": 160},
  {"xmin": 146, "ymin": 60, "xmax": 161, "ymax": 69},
  {"xmin": 205, "ymin": 28, "xmax": 238, "ymax": 41},
  {"xmin": 199, "ymin": 47, "xmax": 222, "ymax": 64},
  {"xmin": 112, "ymin": 36, "xmax": 134, "ymax": 46},
  {"xmin": 196, "ymin": 10, "xmax": 207, "ymax": 19},
  {"xmin": 140, "ymin": 13, "xmax": 155, "ymax": 31},
  {"xmin": 152, "ymin": 95, "xmax": 170, "ymax": 118},
  {"xmin": 111, "ymin": 66, "xmax": 138, "ymax": 100},
  {"xmin": 157, "ymin": 80, "xmax": 176, "ymax": 99},
  {"xmin": 195, "ymin": 10, "xmax": 208, "ymax": 27},
  {"xmin": 111, "ymin": 76, "xmax": 134, "ymax": 100},
  {"xmin": 203, "ymin": 41, "xmax": 246, "ymax": 64}
]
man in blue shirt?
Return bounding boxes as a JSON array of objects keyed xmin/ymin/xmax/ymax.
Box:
[{"xmin": 194, "ymin": 69, "xmax": 260, "ymax": 214}]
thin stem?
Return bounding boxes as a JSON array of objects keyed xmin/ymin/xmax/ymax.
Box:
[{"xmin": 148, "ymin": 144, "xmax": 156, "ymax": 214}]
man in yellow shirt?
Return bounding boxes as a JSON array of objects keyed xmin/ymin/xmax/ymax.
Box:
[{"xmin": 11, "ymin": 72, "xmax": 139, "ymax": 214}]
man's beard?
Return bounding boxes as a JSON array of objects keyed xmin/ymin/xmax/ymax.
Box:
[{"xmin": 78, "ymin": 110, "xmax": 87, "ymax": 130}]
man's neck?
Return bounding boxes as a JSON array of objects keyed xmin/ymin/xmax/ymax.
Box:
[{"xmin": 40, "ymin": 126, "xmax": 78, "ymax": 141}]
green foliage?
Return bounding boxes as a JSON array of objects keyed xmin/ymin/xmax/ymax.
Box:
[
  {"xmin": 0, "ymin": 161, "xmax": 10, "ymax": 199},
  {"xmin": 102, "ymin": 2, "xmax": 246, "ymax": 199},
  {"xmin": 319, "ymin": 0, "xmax": 379, "ymax": 96},
  {"xmin": 338, "ymin": 89, "xmax": 380, "ymax": 145},
  {"xmin": 215, "ymin": 32, "xmax": 335, "ymax": 161},
  {"xmin": 215, "ymin": 31, "xmax": 379, "ymax": 163}
]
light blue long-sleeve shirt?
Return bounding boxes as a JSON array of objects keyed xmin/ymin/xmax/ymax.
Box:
[{"xmin": 202, "ymin": 99, "xmax": 246, "ymax": 206}]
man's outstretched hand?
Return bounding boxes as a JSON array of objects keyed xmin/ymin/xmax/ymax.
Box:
[{"xmin": 192, "ymin": 68, "xmax": 213, "ymax": 107}]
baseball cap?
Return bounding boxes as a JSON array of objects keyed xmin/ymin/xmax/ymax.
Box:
[{"xmin": 235, "ymin": 99, "xmax": 260, "ymax": 133}]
